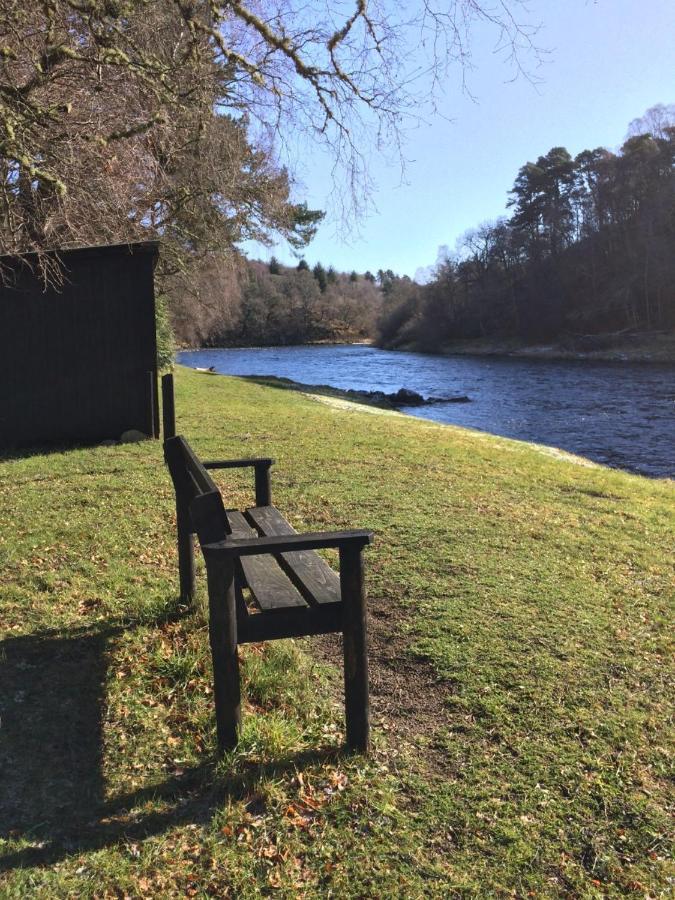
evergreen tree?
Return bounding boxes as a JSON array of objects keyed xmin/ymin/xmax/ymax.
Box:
[{"xmin": 312, "ymin": 262, "xmax": 328, "ymax": 293}]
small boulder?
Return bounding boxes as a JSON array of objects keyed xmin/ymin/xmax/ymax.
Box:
[
  {"xmin": 120, "ymin": 429, "xmax": 149, "ymax": 443},
  {"xmin": 388, "ymin": 388, "xmax": 425, "ymax": 406}
]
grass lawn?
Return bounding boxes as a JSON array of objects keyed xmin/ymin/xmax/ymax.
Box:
[{"xmin": 1, "ymin": 365, "xmax": 673, "ymax": 897}]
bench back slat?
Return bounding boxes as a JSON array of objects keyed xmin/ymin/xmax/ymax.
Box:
[
  {"xmin": 165, "ymin": 435, "xmax": 230, "ymax": 544},
  {"xmin": 165, "ymin": 435, "xmax": 219, "ymax": 497}
]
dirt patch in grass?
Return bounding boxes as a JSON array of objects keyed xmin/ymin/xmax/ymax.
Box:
[{"xmin": 314, "ymin": 596, "xmax": 452, "ymax": 772}]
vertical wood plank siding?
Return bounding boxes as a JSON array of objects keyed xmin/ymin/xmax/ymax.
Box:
[{"xmin": 0, "ymin": 242, "xmax": 159, "ymax": 449}]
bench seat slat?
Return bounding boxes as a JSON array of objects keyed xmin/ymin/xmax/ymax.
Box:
[
  {"xmin": 225, "ymin": 510, "xmax": 308, "ymax": 612},
  {"xmin": 246, "ymin": 506, "xmax": 341, "ymax": 606},
  {"xmin": 225, "ymin": 510, "xmax": 256, "ymax": 539}
]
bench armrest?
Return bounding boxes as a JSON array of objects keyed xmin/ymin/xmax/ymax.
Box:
[
  {"xmin": 203, "ymin": 458, "xmax": 274, "ymax": 470},
  {"xmin": 202, "ymin": 457, "xmax": 274, "ymax": 506},
  {"xmin": 203, "ymin": 529, "xmax": 373, "ymax": 558}
]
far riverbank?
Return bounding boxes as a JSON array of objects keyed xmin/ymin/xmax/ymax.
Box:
[
  {"xmin": 382, "ymin": 330, "xmax": 675, "ymax": 364},
  {"xmin": 181, "ymin": 331, "xmax": 675, "ymax": 364}
]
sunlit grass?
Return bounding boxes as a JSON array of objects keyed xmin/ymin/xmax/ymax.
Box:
[{"xmin": 0, "ymin": 365, "xmax": 672, "ymax": 896}]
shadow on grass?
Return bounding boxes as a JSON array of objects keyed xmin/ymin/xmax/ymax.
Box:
[
  {"xmin": 0, "ymin": 610, "xmax": 343, "ymax": 873},
  {"xmin": 0, "ymin": 440, "xmax": 110, "ymax": 463},
  {"xmin": 0, "ymin": 626, "xmax": 110, "ymax": 840}
]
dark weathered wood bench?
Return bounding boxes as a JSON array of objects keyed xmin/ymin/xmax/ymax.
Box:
[{"xmin": 164, "ymin": 433, "xmax": 372, "ymax": 754}]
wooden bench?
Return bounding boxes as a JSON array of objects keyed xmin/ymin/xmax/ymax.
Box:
[{"xmin": 163, "ymin": 433, "xmax": 372, "ymax": 754}]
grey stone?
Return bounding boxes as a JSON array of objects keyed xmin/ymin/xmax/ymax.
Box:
[{"xmin": 120, "ymin": 429, "xmax": 149, "ymax": 443}]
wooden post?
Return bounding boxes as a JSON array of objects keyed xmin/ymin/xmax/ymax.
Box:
[
  {"xmin": 339, "ymin": 544, "xmax": 370, "ymax": 753},
  {"xmin": 162, "ymin": 372, "xmax": 176, "ymax": 440},
  {"xmin": 176, "ymin": 492, "xmax": 195, "ymax": 603},
  {"xmin": 254, "ymin": 463, "xmax": 272, "ymax": 507},
  {"xmin": 206, "ymin": 556, "xmax": 241, "ymax": 752},
  {"xmin": 149, "ymin": 370, "xmax": 160, "ymax": 438}
]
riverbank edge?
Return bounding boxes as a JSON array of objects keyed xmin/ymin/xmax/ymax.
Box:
[
  {"xmin": 179, "ymin": 333, "xmax": 675, "ymax": 363},
  {"xmin": 176, "ymin": 337, "xmax": 373, "ymax": 352},
  {"xmin": 178, "ymin": 367, "xmax": 674, "ymax": 479},
  {"xmin": 216, "ymin": 373, "xmax": 408, "ymax": 412},
  {"xmin": 378, "ymin": 331, "xmax": 675, "ymax": 363}
]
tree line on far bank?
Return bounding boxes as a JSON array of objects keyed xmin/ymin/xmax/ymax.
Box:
[
  {"xmin": 173, "ymin": 257, "xmax": 383, "ymax": 347},
  {"xmin": 178, "ymin": 104, "xmax": 675, "ymax": 353},
  {"xmin": 376, "ymin": 105, "xmax": 675, "ymax": 351}
]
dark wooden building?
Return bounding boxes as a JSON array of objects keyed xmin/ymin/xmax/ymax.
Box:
[{"xmin": 0, "ymin": 241, "xmax": 160, "ymax": 450}]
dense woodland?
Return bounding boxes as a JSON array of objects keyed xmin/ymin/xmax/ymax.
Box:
[
  {"xmin": 377, "ymin": 106, "xmax": 675, "ymax": 351},
  {"xmin": 183, "ymin": 104, "xmax": 675, "ymax": 350},
  {"xmin": 177, "ymin": 258, "xmax": 382, "ymax": 346}
]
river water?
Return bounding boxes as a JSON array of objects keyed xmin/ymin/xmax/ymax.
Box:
[{"xmin": 178, "ymin": 344, "xmax": 675, "ymax": 478}]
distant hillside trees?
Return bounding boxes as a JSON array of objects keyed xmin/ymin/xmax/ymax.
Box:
[
  {"xmin": 377, "ymin": 106, "xmax": 675, "ymax": 350},
  {"xmin": 176, "ymin": 259, "xmax": 382, "ymax": 346}
]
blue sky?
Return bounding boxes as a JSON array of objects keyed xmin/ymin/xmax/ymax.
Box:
[{"xmin": 247, "ymin": 0, "xmax": 675, "ymax": 279}]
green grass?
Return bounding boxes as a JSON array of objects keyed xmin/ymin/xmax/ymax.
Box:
[{"xmin": 1, "ymin": 366, "xmax": 673, "ymax": 897}]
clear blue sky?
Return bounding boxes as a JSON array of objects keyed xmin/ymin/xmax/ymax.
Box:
[{"xmin": 246, "ymin": 0, "xmax": 675, "ymax": 279}]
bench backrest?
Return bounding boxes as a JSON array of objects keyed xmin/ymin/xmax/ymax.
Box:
[{"xmin": 164, "ymin": 435, "xmax": 230, "ymax": 546}]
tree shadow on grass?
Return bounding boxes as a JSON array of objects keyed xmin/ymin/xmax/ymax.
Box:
[
  {"xmin": 0, "ymin": 625, "xmax": 110, "ymax": 840},
  {"xmin": 0, "ymin": 613, "xmax": 342, "ymax": 874}
]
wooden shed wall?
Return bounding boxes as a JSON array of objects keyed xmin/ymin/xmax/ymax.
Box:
[{"xmin": 0, "ymin": 242, "xmax": 159, "ymax": 449}]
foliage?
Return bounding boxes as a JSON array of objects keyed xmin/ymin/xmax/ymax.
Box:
[
  {"xmin": 182, "ymin": 258, "xmax": 382, "ymax": 346},
  {"xmin": 0, "ymin": 0, "xmax": 540, "ymax": 231},
  {"xmin": 1, "ymin": 366, "xmax": 672, "ymax": 895},
  {"xmin": 155, "ymin": 293, "xmax": 176, "ymax": 371},
  {"xmin": 312, "ymin": 262, "xmax": 328, "ymax": 294},
  {"xmin": 378, "ymin": 106, "xmax": 675, "ymax": 349},
  {"xmin": 0, "ymin": 2, "xmax": 326, "ymax": 302}
]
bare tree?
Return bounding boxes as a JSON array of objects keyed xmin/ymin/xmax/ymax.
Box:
[
  {"xmin": 627, "ymin": 103, "xmax": 675, "ymax": 141},
  {"xmin": 0, "ymin": 0, "xmax": 541, "ymax": 339},
  {"xmin": 0, "ymin": 2, "xmax": 540, "ymax": 238}
]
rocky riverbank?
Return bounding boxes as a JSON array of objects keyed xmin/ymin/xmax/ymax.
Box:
[{"xmin": 238, "ymin": 375, "xmax": 471, "ymax": 410}]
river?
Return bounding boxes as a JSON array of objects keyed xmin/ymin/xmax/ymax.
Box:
[{"xmin": 178, "ymin": 344, "xmax": 675, "ymax": 478}]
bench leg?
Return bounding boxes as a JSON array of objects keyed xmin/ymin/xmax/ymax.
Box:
[
  {"xmin": 206, "ymin": 558, "xmax": 241, "ymax": 752},
  {"xmin": 339, "ymin": 544, "xmax": 370, "ymax": 753},
  {"xmin": 176, "ymin": 496, "xmax": 195, "ymax": 603}
]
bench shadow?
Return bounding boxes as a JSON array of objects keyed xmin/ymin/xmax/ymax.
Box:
[{"xmin": 0, "ymin": 614, "xmax": 342, "ymax": 874}]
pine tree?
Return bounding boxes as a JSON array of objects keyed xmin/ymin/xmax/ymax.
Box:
[{"xmin": 312, "ymin": 262, "xmax": 328, "ymax": 293}]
